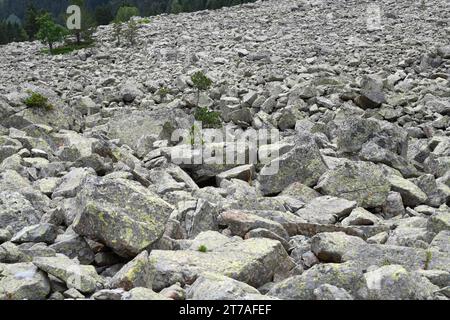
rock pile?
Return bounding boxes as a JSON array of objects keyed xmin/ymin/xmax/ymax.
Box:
[{"xmin": 0, "ymin": 0, "xmax": 449, "ymax": 300}]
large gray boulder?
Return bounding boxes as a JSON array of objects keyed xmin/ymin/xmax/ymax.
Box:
[
  {"xmin": 311, "ymin": 232, "xmax": 446, "ymax": 271},
  {"xmin": 150, "ymin": 234, "xmax": 295, "ymax": 291},
  {"xmin": 258, "ymin": 134, "xmax": 328, "ymax": 195},
  {"xmin": 365, "ymin": 265, "xmax": 439, "ymax": 300},
  {"xmin": 107, "ymin": 108, "xmax": 192, "ymax": 156},
  {"xmin": 316, "ymin": 161, "xmax": 390, "ymax": 208},
  {"xmin": 33, "ymin": 254, "xmax": 103, "ymax": 294},
  {"xmin": 0, "ymin": 191, "xmax": 42, "ymax": 234},
  {"xmin": 268, "ymin": 261, "xmax": 368, "ymax": 300},
  {"xmin": 0, "ymin": 262, "xmax": 50, "ymax": 300},
  {"xmin": 186, "ymin": 273, "xmax": 275, "ymax": 300},
  {"xmin": 72, "ymin": 177, "xmax": 174, "ymax": 257},
  {"xmin": 109, "ymin": 251, "xmax": 154, "ymax": 291}
]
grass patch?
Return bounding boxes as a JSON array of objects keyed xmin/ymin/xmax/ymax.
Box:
[
  {"xmin": 41, "ymin": 41, "xmax": 94, "ymax": 55},
  {"xmin": 157, "ymin": 87, "xmax": 171, "ymax": 97},
  {"xmin": 24, "ymin": 91, "xmax": 54, "ymax": 110},
  {"xmin": 198, "ymin": 245, "xmax": 208, "ymax": 253},
  {"xmin": 139, "ymin": 18, "xmax": 151, "ymax": 24}
]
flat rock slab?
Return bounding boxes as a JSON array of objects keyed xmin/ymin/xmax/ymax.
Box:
[
  {"xmin": 186, "ymin": 272, "xmax": 277, "ymax": 300},
  {"xmin": 150, "ymin": 236, "xmax": 295, "ymax": 291},
  {"xmin": 268, "ymin": 261, "xmax": 368, "ymax": 300},
  {"xmin": 316, "ymin": 161, "xmax": 390, "ymax": 208},
  {"xmin": 311, "ymin": 232, "xmax": 449, "ymax": 271},
  {"xmin": 33, "ymin": 254, "xmax": 103, "ymax": 294}
]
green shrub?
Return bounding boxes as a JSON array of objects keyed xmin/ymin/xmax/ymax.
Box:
[
  {"xmin": 191, "ymin": 71, "xmax": 213, "ymax": 106},
  {"xmin": 157, "ymin": 87, "xmax": 171, "ymax": 97},
  {"xmin": 124, "ymin": 19, "xmax": 139, "ymax": 46},
  {"xmin": 198, "ymin": 245, "xmax": 208, "ymax": 253},
  {"xmin": 191, "ymin": 71, "xmax": 212, "ymax": 91},
  {"xmin": 41, "ymin": 41, "xmax": 93, "ymax": 55},
  {"xmin": 194, "ymin": 107, "xmax": 222, "ymax": 128},
  {"xmin": 24, "ymin": 91, "xmax": 54, "ymax": 110}
]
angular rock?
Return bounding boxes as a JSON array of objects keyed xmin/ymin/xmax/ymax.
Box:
[
  {"xmin": 186, "ymin": 272, "xmax": 272, "ymax": 300},
  {"xmin": 388, "ymin": 175, "xmax": 428, "ymax": 207},
  {"xmin": 109, "ymin": 251, "xmax": 154, "ymax": 291},
  {"xmin": 258, "ymin": 134, "xmax": 328, "ymax": 195},
  {"xmin": 218, "ymin": 210, "xmax": 289, "ymax": 240},
  {"xmin": 150, "ymin": 236, "xmax": 295, "ymax": 291},
  {"xmin": 313, "ymin": 284, "xmax": 354, "ymax": 300},
  {"xmin": 316, "ymin": 161, "xmax": 390, "ymax": 208},
  {"xmin": 296, "ymin": 196, "xmax": 357, "ymax": 224},
  {"xmin": 33, "ymin": 254, "xmax": 103, "ymax": 294},
  {"xmin": 72, "ymin": 177, "xmax": 173, "ymax": 257},
  {"xmin": 11, "ymin": 223, "xmax": 58, "ymax": 244},
  {"xmin": 0, "ymin": 262, "xmax": 50, "ymax": 300},
  {"xmin": 121, "ymin": 287, "xmax": 171, "ymax": 300},
  {"xmin": 365, "ymin": 265, "xmax": 439, "ymax": 300},
  {"xmin": 268, "ymin": 261, "xmax": 368, "ymax": 300}
]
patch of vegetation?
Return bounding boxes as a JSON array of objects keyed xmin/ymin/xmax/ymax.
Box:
[
  {"xmin": 424, "ymin": 251, "xmax": 432, "ymax": 270},
  {"xmin": 139, "ymin": 18, "xmax": 151, "ymax": 24},
  {"xmin": 36, "ymin": 12, "xmax": 68, "ymax": 53},
  {"xmin": 382, "ymin": 259, "xmax": 391, "ymax": 266},
  {"xmin": 191, "ymin": 71, "xmax": 213, "ymax": 106},
  {"xmin": 113, "ymin": 21, "xmax": 122, "ymax": 45},
  {"xmin": 157, "ymin": 87, "xmax": 171, "ymax": 97},
  {"xmin": 40, "ymin": 41, "xmax": 93, "ymax": 55},
  {"xmin": 194, "ymin": 107, "xmax": 222, "ymax": 128},
  {"xmin": 191, "ymin": 71, "xmax": 213, "ymax": 91},
  {"xmin": 189, "ymin": 124, "xmax": 205, "ymax": 146},
  {"xmin": 198, "ymin": 245, "xmax": 208, "ymax": 253},
  {"xmin": 124, "ymin": 19, "xmax": 139, "ymax": 46},
  {"xmin": 24, "ymin": 91, "xmax": 54, "ymax": 110}
]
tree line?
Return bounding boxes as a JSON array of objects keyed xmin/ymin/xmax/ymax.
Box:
[{"xmin": 0, "ymin": 0, "xmax": 256, "ymax": 46}]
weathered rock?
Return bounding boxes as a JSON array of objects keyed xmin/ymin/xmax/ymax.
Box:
[
  {"xmin": 316, "ymin": 161, "xmax": 390, "ymax": 208},
  {"xmin": 150, "ymin": 236, "xmax": 294, "ymax": 291},
  {"xmin": 295, "ymin": 196, "xmax": 357, "ymax": 224},
  {"xmin": 0, "ymin": 191, "xmax": 42, "ymax": 234},
  {"xmin": 33, "ymin": 254, "xmax": 103, "ymax": 294},
  {"xmin": 313, "ymin": 284, "xmax": 354, "ymax": 300},
  {"xmin": 186, "ymin": 272, "xmax": 272, "ymax": 300},
  {"xmin": 11, "ymin": 223, "xmax": 58, "ymax": 244},
  {"xmin": 121, "ymin": 287, "xmax": 171, "ymax": 300},
  {"xmin": 0, "ymin": 262, "xmax": 50, "ymax": 300},
  {"xmin": 52, "ymin": 168, "xmax": 95, "ymax": 199},
  {"xmin": 311, "ymin": 232, "xmax": 437, "ymax": 270},
  {"xmin": 341, "ymin": 208, "xmax": 382, "ymax": 226},
  {"xmin": 258, "ymin": 134, "xmax": 328, "ymax": 195},
  {"xmin": 365, "ymin": 265, "xmax": 439, "ymax": 300},
  {"xmin": 109, "ymin": 251, "xmax": 154, "ymax": 291},
  {"xmin": 72, "ymin": 177, "xmax": 173, "ymax": 257},
  {"xmin": 280, "ymin": 182, "xmax": 321, "ymax": 203},
  {"xmin": 427, "ymin": 211, "xmax": 450, "ymax": 234},
  {"xmin": 268, "ymin": 261, "xmax": 368, "ymax": 300},
  {"xmin": 218, "ymin": 210, "xmax": 289, "ymax": 240},
  {"xmin": 355, "ymin": 75, "xmax": 386, "ymax": 109},
  {"xmin": 387, "ymin": 175, "xmax": 428, "ymax": 207},
  {"xmin": 49, "ymin": 234, "xmax": 95, "ymax": 265}
]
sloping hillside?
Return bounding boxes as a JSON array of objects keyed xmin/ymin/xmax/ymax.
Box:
[{"xmin": 0, "ymin": 0, "xmax": 449, "ymax": 300}]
